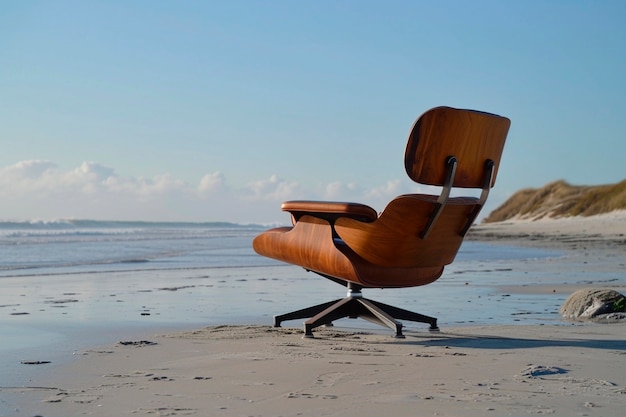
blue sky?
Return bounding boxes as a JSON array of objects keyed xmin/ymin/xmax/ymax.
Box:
[{"xmin": 1, "ymin": 0, "xmax": 625, "ymax": 224}]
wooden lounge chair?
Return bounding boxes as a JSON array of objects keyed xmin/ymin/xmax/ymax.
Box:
[{"xmin": 253, "ymin": 106, "xmax": 511, "ymax": 337}]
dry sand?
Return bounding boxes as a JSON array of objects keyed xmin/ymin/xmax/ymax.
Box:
[
  {"xmin": 3, "ymin": 212, "xmax": 626, "ymax": 417},
  {"xmin": 469, "ymin": 210, "xmax": 626, "ymax": 251}
]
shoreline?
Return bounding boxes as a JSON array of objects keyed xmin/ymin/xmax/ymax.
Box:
[
  {"xmin": 468, "ymin": 212, "xmax": 626, "ymax": 298},
  {"xmin": 469, "ymin": 210, "xmax": 626, "ymax": 250},
  {"xmin": 3, "ymin": 213, "xmax": 626, "ymax": 416}
]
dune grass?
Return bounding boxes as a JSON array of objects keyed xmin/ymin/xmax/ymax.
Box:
[{"xmin": 484, "ymin": 179, "xmax": 626, "ymax": 222}]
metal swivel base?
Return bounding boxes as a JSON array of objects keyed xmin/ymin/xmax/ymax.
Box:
[{"xmin": 273, "ymin": 284, "xmax": 439, "ymax": 338}]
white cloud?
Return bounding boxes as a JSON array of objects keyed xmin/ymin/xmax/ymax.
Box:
[
  {"xmin": 198, "ymin": 171, "xmax": 225, "ymax": 194},
  {"xmin": 58, "ymin": 162, "xmax": 116, "ymax": 194},
  {"xmin": 364, "ymin": 179, "xmax": 403, "ymax": 200},
  {"xmin": 0, "ymin": 160, "xmax": 423, "ymax": 223},
  {"xmin": 72, "ymin": 161, "xmax": 115, "ymax": 180},
  {"xmin": 4, "ymin": 160, "xmax": 57, "ymax": 179},
  {"xmin": 243, "ymin": 175, "xmax": 301, "ymax": 201},
  {"xmin": 0, "ymin": 160, "xmax": 57, "ymax": 196},
  {"xmin": 324, "ymin": 181, "xmax": 360, "ymax": 199}
]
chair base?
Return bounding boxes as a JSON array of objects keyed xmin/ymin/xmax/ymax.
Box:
[{"xmin": 273, "ymin": 285, "xmax": 439, "ymax": 338}]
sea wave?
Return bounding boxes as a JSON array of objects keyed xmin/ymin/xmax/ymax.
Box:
[
  {"xmin": 0, "ymin": 219, "xmax": 265, "ymax": 230},
  {"xmin": 0, "ymin": 221, "xmax": 268, "ymax": 277}
]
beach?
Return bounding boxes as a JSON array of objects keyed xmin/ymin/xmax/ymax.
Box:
[{"xmin": 2, "ymin": 213, "xmax": 625, "ymax": 416}]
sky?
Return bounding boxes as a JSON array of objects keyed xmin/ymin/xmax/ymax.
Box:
[{"xmin": 1, "ymin": 0, "xmax": 625, "ymax": 224}]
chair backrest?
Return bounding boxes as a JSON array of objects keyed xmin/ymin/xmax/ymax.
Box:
[
  {"xmin": 404, "ymin": 106, "xmax": 510, "ymax": 188},
  {"xmin": 335, "ymin": 107, "xmax": 511, "ymax": 271}
]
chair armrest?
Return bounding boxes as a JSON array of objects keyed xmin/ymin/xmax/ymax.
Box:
[{"xmin": 281, "ymin": 200, "xmax": 378, "ymax": 223}]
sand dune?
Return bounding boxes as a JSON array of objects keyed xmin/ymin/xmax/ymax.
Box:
[{"xmin": 484, "ymin": 179, "xmax": 626, "ymax": 222}]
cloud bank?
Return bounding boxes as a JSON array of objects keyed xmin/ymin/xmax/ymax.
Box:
[{"xmin": 1, "ymin": 160, "xmax": 427, "ymax": 224}]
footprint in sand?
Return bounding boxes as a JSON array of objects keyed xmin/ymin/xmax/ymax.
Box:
[
  {"xmin": 286, "ymin": 392, "xmax": 338, "ymax": 400},
  {"xmin": 313, "ymin": 371, "xmax": 349, "ymax": 388}
]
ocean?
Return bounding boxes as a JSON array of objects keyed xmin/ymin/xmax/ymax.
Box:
[
  {"xmin": 0, "ymin": 220, "xmax": 271, "ymax": 276},
  {"xmin": 1, "ymin": 220, "xmax": 567, "ymax": 385},
  {"xmin": 0, "ymin": 219, "xmax": 558, "ymax": 277}
]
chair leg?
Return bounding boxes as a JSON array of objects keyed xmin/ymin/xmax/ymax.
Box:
[
  {"xmin": 274, "ymin": 299, "xmax": 342, "ymax": 328},
  {"xmin": 354, "ymin": 298, "xmax": 405, "ymax": 338},
  {"xmin": 303, "ymin": 297, "xmax": 360, "ymax": 338},
  {"xmin": 366, "ymin": 299, "xmax": 439, "ymax": 332}
]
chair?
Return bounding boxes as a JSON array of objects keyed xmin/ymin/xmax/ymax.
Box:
[{"xmin": 253, "ymin": 106, "xmax": 510, "ymax": 338}]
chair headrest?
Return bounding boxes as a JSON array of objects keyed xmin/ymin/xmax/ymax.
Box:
[{"xmin": 404, "ymin": 106, "xmax": 511, "ymax": 188}]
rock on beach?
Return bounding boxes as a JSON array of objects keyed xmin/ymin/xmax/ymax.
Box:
[{"xmin": 560, "ymin": 288, "xmax": 626, "ymax": 320}]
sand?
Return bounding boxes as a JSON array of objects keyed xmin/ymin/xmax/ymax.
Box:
[
  {"xmin": 3, "ymin": 212, "xmax": 626, "ymax": 417},
  {"xmin": 6, "ymin": 324, "xmax": 626, "ymax": 417},
  {"xmin": 468, "ymin": 210, "xmax": 626, "ymax": 251}
]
